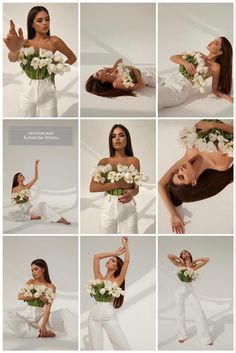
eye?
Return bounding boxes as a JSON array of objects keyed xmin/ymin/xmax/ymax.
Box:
[{"xmin": 178, "ymin": 174, "xmax": 184, "ymax": 181}]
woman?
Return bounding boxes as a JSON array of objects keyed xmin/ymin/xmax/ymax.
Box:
[
  {"xmin": 158, "ymin": 120, "xmax": 233, "ymax": 234},
  {"xmin": 86, "ymin": 58, "xmax": 156, "ymax": 98},
  {"xmin": 167, "ymin": 250, "xmax": 213, "ymax": 345},
  {"xmin": 159, "ymin": 37, "xmax": 233, "ymax": 108},
  {"xmin": 3, "ymin": 6, "xmax": 77, "ymax": 117},
  {"xmin": 9, "ymin": 159, "xmax": 70, "ymax": 225},
  {"xmin": 88, "ymin": 236, "xmax": 130, "ymax": 350},
  {"xmin": 4, "ymin": 259, "xmax": 77, "ymax": 339},
  {"xmin": 90, "ymin": 124, "xmax": 139, "ymax": 234}
]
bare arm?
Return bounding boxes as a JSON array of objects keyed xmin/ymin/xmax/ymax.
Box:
[
  {"xmin": 3, "ymin": 20, "xmax": 24, "ymax": 62},
  {"xmin": 195, "ymin": 120, "xmax": 233, "ymax": 134},
  {"xmin": 115, "ymin": 237, "xmax": 130, "ymax": 286},
  {"xmin": 191, "ymin": 257, "xmax": 209, "ymax": 270},
  {"xmin": 211, "ymin": 67, "xmax": 233, "ymax": 103},
  {"xmin": 170, "ymin": 54, "xmax": 196, "ymax": 76},
  {"xmin": 24, "ymin": 160, "xmax": 39, "ymax": 189},
  {"xmin": 93, "ymin": 246, "xmax": 125, "ymax": 280},
  {"xmin": 118, "ymin": 158, "xmax": 140, "ymax": 203},
  {"xmin": 18, "ymin": 279, "xmax": 35, "ymax": 301},
  {"xmin": 167, "ymin": 254, "xmax": 185, "ymax": 267},
  {"xmin": 53, "ymin": 36, "xmax": 77, "ymax": 65}
]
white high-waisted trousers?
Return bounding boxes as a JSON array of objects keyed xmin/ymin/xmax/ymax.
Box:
[
  {"xmin": 8, "ymin": 201, "xmax": 61, "ymax": 222},
  {"xmin": 140, "ymin": 67, "xmax": 156, "ymax": 87},
  {"xmin": 18, "ymin": 74, "xmax": 58, "ymax": 117},
  {"xmin": 100, "ymin": 194, "xmax": 138, "ymax": 234},
  {"xmin": 88, "ymin": 302, "xmax": 130, "ymax": 350},
  {"xmin": 4, "ymin": 306, "xmax": 77, "ymax": 339},
  {"xmin": 175, "ymin": 282, "xmax": 212, "ymax": 344},
  {"xmin": 158, "ymin": 72, "xmax": 193, "ymax": 108}
]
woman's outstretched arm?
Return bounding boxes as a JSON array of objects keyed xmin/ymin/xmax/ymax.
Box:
[
  {"xmin": 93, "ymin": 247, "xmax": 125, "ymax": 280},
  {"xmin": 195, "ymin": 120, "xmax": 233, "ymax": 134},
  {"xmin": 25, "ymin": 160, "xmax": 39, "ymax": 189},
  {"xmin": 115, "ymin": 237, "xmax": 130, "ymax": 286},
  {"xmin": 158, "ymin": 155, "xmax": 188, "ymax": 234},
  {"xmin": 3, "ymin": 20, "xmax": 24, "ymax": 62},
  {"xmin": 167, "ymin": 254, "xmax": 185, "ymax": 267},
  {"xmin": 191, "ymin": 257, "xmax": 209, "ymax": 270}
]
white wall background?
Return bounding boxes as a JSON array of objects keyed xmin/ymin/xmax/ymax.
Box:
[
  {"xmin": 158, "ymin": 119, "xmax": 234, "ymax": 234},
  {"xmin": 80, "ymin": 235, "xmax": 156, "ymax": 350},
  {"xmin": 3, "ymin": 236, "xmax": 78, "ymax": 313},
  {"xmin": 80, "ymin": 119, "xmax": 156, "ymax": 234},
  {"xmin": 3, "ymin": 3, "xmax": 78, "ymax": 117},
  {"xmin": 158, "ymin": 236, "xmax": 233, "ymax": 350},
  {"xmin": 158, "ymin": 3, "xmax": 233, "ymax": 73},
  {"xmin": 81, "ymin": 3, "xmax": 156, "ymax": 66},
  {"xmin": 3, "ymin": 119, "xmax": 78, "ymax": 233}
]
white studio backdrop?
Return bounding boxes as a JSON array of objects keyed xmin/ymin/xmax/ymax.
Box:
[
  {"xmin": 3, "ymin": 119, "xmax": 78, "ymax": 234},
  {"xmin": 80, "ymin": 235, "xmax": 156, "ymax": 351},
  {"xmin": 3, "ymin": 3, "xmax": 78, "ymax": 117},
  {"xmin": 80, "ymin": 119, "xmax": 156, "ymax": 234},
  {"xmin": 158, "ymin": 119, "xmax": 234, "ymax": 234},
  {"xmin": 158, "ymin": 236, "xmax": 234, "ymax": 350}
]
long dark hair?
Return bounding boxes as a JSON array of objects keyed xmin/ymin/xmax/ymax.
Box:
[
  {"xmin": 86, "ymin": 75, "xmax": 136, "ymax": 98},
  {"xmin": 167, "ymin": 166, "xmax": 233, "ymax": 206},
  {"xmin": 31, "ymin": 259, "xmax": 52, "ymax": 284},
  {"xmin": 11, "ymin": 172, "xmax": 21, "ymax": 192},
  {"xmin": 109, "ymin": 124, "xmax": 134, "ymax": 157},
  {"xmin": 216, "ymin": 37, "xmax": 232, "ymax": 94},
  {"xmin": 180, "ymin": 250, "xmax": 193, "ymax": 264},
  {"xmin": 113, "ymin": 256, "xmax": 125, "ymax": 309},
  {"xmin": 27, "ymin": 6, "xmax": 50, "ymax": 40}
]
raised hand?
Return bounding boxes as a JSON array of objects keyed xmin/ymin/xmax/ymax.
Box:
[
  {"xmin": 3, "ymin": 20, "xmax": 24, "ymax": 53},
  {"xmin": 113, "ymin": 246, "xmax": 125, "ymax": 256},
  {"xmin": 121, "ymin": 236, "xmax": 128, "ymax": 247}
]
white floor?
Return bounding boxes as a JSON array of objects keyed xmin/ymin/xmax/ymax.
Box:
[
  {"xmin": 80, "ymin": 185, "xmax": 156, "ymax": 234},
  {"xmin": 158, "ymin": 119, "xmax": 233, "ymax": 234},
  {"xmin": 158, "ymin": 72, "xmax": 233, "ymax": 118},
  {"xmin": 81, "ymin": 65, "xmax": 156, "ymax": 117},
  {"xmin": 3, "ymin": 65, "xmax": 78, "ymax": 118}
]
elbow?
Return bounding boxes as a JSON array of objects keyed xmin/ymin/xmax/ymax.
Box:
[
  {"xmin": 90, "ymin": 184, "xmax": 96, "ymax": 192},
  {"xmin": 169, "ymin": 55, "xmax": 175, "ymax": 62},
  {"xmin": 167, "ymin": 254, "xmax": 172, "ymax": 259},
  {"xmin": 205, "ymin": 257, "xmax": 209, "ymax": 263},
  {"xmin": 70, "ymin": 54, "xmax": 77, "ymax": 65}
]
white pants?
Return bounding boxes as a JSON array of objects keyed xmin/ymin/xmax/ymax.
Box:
[
  {"xmin": 88, "ymin": 302, "xmax": 130, "ymax": 350},
  {"xmin": 8, "ymin": 201, "xmax": 61, "ymax": 222},
  {"xmin": 100, "ymin": 194, "xmax": 138, "ymax": 234},
  {"xmin": 18, "ymin": 74, "xmax": 58, "ymax": 117},
  {"xmin": 175, "ymin": 282, "xmax": 212, "ymax": 344},
  {"xmin": 140, "ymin": 67, "xmax": 156, "ymax": 87},
  {"xmin": 158, "ymin": 72, "xmax": 193, "ymax": 108},
  {"xmin": 4, "ymin": 306, "xmax": 77, "ymax": 339}
]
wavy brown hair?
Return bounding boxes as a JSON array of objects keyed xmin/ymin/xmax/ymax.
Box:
[
  {"xmin": 216, "ymin": 36, "xmax": 232, "ymax": 94},
  {"xmin": 180, "ymin": 250, "xmax": 193, "ymax": 264},
  {"xmin": 113, "ymin": 256, "xmax": 125, "ymax": 309},
  {"xmin": 27, "ymin": 6, "xmax": 50, "ymax": 40},
  {"xmin": 31, "ymin": 258, "xmax": 52, "ymax": 284},
  {"xmin": 11, "ymin": 172, "xmax": 22, "ymax": 192},
  {"xmin": 85, "ymin": 75, "xmax": 136, "ymax": 98},
  {"xmin": 109, "ymin": 124, "xmax": 134, "ymax": 157}
]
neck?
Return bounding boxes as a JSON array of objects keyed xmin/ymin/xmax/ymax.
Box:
[
  {"xmin": 33, "ymin": 32, "xmax": 49, "ymax": 41},
  {"xmin": 206, "ymin": 52, "xmax": 220, "ymax": 62},
  {"xmin": 114, "ymin": 149, "xmax": 126, "ymax": 158},
  {"xmin": 18, "ymin": 181, "xmax": 24, "ymax": 187},
  {"xmin": 191, "ymin": 155, "xmax": 209, "ymax": 180},
  {"xmin": 185, "ymin": 259, "xmax": 192, "ymax": 266},
  {"xmin": 105, "ymin": 270, "xmax": 116, "ymax": 280}
]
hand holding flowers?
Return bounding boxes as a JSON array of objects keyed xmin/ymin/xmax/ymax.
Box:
[
  {"xmin": 11, "ymin": 189, "xmax": 31, "ymax": 205},
  {"xmin": 176, "ymin": 267, "xmax": 200, "ymax": 282},
  {"xmin": 87, "ymin": 279, "xmax": 125, "ymax": 302},
  {"xmin": 20, "ymin": 284, "xmax": 55, "ymax": 307}
]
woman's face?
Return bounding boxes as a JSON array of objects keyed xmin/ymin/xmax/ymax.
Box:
[
  {"xmin": 105, "ymin": 257, "xmax": 117, "ymax": 271},
  {"xmin": 172, "ymin": 162, "xmax": 197, "ymax": 186},
  {"xmin": 111, "ymin": 127, "xmax": 127, "ymax": 151},
  {"xmin": 31, "ymin": 264, "xmax": 45, "ymax": 279},
  {"xmin": 17, "ymin": 173, "xmax": 25, "ymax": 183},
  {"xmin": 32, "ymin": 11, "xmax": 50, "ymax": 35},
  {"xmin": 207, "ymin": 37, "xmax": 222, "ymax": 55},
  {"xmin": 180, "ymin": 250, "xmax": 191, "ymax": 261}
]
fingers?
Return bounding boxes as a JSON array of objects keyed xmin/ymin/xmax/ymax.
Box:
[
  {"xmin": 18, "ymin": 27, "xmax": 24, "ymax": 41},
  {"xmin": 172, "ymin": 223, "xmax": 185, "ymax": 234},
  {"xmin": 9, "ymin": 19, "xmax": 17, "ymax": 36}
]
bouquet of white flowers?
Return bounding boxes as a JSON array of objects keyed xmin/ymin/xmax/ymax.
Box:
[
  {"xmin": 11, "ymin": 189, "xmax": 31, "ymax": 205},
  {"xmin": 20, "ymin": 284, "xmax": 56, "ymax": 307},
  {"xmin": 117, "ymin": 63, "xmax": 137, "ymax": 88},
  {"xmin": 18, "ymin": 47, "xmax": 70, "ymax": 84},
  {"xmin": 91, "ymin": 163, "xmax": 148, "ymax": 196},
  {"xmin": 179, "ymin": 51, "xmax": 208, "ymax": 93},
  {"xmin": 178, "ymin": 119, "xmax": 233, "ymax": 157},
  {"xmin": 176, "ymin": 267, "xmax": 199, "ymax": 282},
  {"xmin": 87, "ymin": 279, "xmax": 125, "ymax": 302}
]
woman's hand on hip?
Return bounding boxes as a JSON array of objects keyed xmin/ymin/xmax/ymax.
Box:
[
  {"xmin": 3, "ymin": 20, "xmax": 24, "ymax": 53},
  {"xmin": 171, "ymin": 213, "xmax": 185, "ymax": 234}
]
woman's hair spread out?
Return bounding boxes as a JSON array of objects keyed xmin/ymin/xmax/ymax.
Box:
[
  {"xmin": 85, "ymin": 76, "xmax": 136, "ymax": 98},
  {"xmin": 180, "ymin": 250, "xmax": 193, "ymax": 264},
  {"xmin": 31, "ymin": 258, "xmax": 52, "ymax": 284},
  {"xmin": 167, "ymin": 166, "xmax": 233, "ymax": 206},
  {"xmin": 12, "ymin": 172, "xmax": 21, "ymax": 192},
  {"xmin": 216, "ymin": 36, "xmax": 233, "ymax": 94},
  {"xmin": 27, "ymin": 6, "xmax": 50, "ymax": 40},
  {"xmin": 113, "ymin": 256, "xmax": 125, "ymax": 309},
  {"xmin": 109, "ymin": 124, "xmax": 134, "ymax": 157}
]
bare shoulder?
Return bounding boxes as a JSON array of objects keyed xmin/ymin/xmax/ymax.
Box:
[
  {"xmin": 26, "ymin": 278, "xmax": 35, "ymax": 285},
  {"xmin": 50, "ymin": 35, "xmax": 61, "ymax": 43},
  {"xmin": 47, "ymin": 283, "xmax": 56, "ymax": 292},
  {"xmin": 129, "ymin": 156, "xmax": 140, "ymax": 165},
  {"xmin": 211, "ymin": 61, "xmax": 221, "ymax": 74},
  {"xmin": 98, "ymin": 157, "xmax": 109, "ymax": 165}
]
